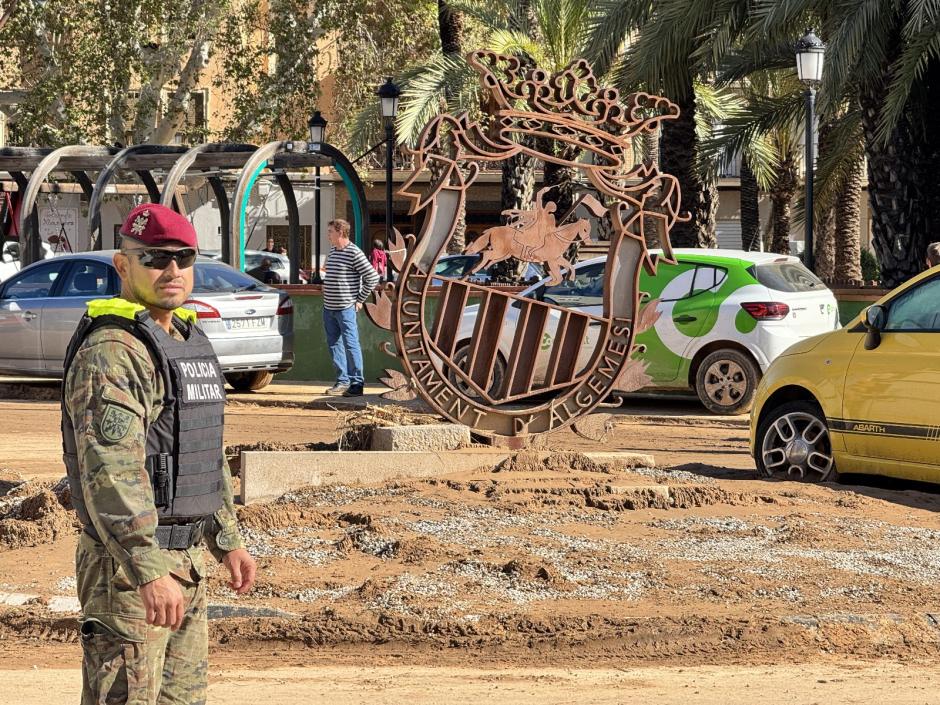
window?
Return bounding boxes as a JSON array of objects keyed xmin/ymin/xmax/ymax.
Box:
[
  {"xmin": 752, "ymin": 262, "xmax": 824, "ymax": 292},
  {"xmin": 531, "ymin": 262, "xmax": 605, "ymax": 309},
  {"xmin": 885, "ymin": 276, "xmax": 940, "ymax": 331},
  {"xmin": 1, "ymin": 261, "xmax": 67, "ymax": 300},
  {"xmin": 60, "ymin": 261, "xmax": 111, "ymax": 297},
  {"xmin": 192, "ymin": 262, "xmax": 274, "ymax": 294},
  {"xmin": 435, "ymin": 256, "xmax": 476, "ymax": 278}
]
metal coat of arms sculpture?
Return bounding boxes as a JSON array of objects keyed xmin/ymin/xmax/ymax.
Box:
[{"xmin": 366, "ymin": 51, "xmax": 687, "ymax": 441}]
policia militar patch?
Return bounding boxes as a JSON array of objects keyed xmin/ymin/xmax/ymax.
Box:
[{"xmin": 100, "ymin": 403, "xmax": 135, "ymax": 442}]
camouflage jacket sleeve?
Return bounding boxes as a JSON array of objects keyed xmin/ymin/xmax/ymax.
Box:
[
  {"xmin": 64, "ymin": 331, "xmax": 168, "ymax": 588},
  {"xmin": 203, "ymin": 457, "xmax": 245, "ymax": 562}
]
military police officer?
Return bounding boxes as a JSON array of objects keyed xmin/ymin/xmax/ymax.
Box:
[{"xmin": 62, "ymin": 204, "xmax": 256, "ymax": 704}]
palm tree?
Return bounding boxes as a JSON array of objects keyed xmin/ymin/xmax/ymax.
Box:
[
  {"xmin": 739, "ymin": 157, "xmax": 761, "ymax": 251},
  {"xmin": 586, "ymin": 0, "xmax": 761, "ymax": 248},
  {"xmin": 751, "ymin": 1, "xmax": 940, "ymax": 285}
]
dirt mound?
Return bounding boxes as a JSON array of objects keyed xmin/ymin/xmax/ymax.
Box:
[
  {"xmin": 0, "ymin": 468, "xmax": 25, "ymax": 497},
  {"xmin": 501, "ymin": 559, "xmax": 572, "ymax": 590},
  {"xmin": 237, "ymin": 504, "xmax": 330, "ymax": 531},
  {"xmin": 226, "ymin": 441, "xmax": 338, "ymax": 475},
  {"xmin": 494, "ymin": 452, "xmax": 611, "ymax": 474},
  {"xmin": 394, "ymin": 535, "xmax": 442, "ymax": 565},
  {"xmin": 0, "ymin": 479, "xmax": 78, "ymax": 550},
  {"xmin": 336, "ymin": 522, "xmax": 399, "ymax": 559},
  {"xmin": 338, "ymin": 405, "xmax": 442, "ymax": 450}
]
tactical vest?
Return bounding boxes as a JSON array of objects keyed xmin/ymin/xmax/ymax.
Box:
[{"xmin": 61, "ymin": 299, "xmax": 226, "ymax": 535}]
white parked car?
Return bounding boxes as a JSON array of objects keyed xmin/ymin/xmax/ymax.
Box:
[{"xmin": 448, "ymin": 250, "xmax": 840, "ymax": 414}]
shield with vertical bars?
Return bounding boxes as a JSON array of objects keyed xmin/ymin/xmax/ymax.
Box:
[{"xmin": 366, "ymin": 50, "xmax": 688, "ymax": 441}]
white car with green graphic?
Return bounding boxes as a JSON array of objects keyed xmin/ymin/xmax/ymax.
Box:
[{"xmin": 452, "ymin": 250, "xmax": 840, "ymax": 415}]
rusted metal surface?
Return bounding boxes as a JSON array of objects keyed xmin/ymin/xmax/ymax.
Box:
[{"xmin": 367, "ymin": 50, "xmax": 687, "ymax": 440}]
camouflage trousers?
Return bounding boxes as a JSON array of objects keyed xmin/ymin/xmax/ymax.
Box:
[{"xmin": 76, "ymin": 532, "xmax": 208, "ymax": 705}]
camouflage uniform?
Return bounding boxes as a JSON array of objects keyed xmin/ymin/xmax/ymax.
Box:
[{"xmin": 64, "ymin": 310, "xmax": 244, "ymax": 705}]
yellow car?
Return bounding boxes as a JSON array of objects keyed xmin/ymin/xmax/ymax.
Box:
[{"xmin": 750, "ymin": 266, "xmax": 940, "ymax": 483}]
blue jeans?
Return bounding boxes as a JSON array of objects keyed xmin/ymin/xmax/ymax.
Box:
[{"xmin": 323, "ymin": 306, "xmax": 364, "ymax": 386}]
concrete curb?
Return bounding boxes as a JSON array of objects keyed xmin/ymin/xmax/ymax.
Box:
[{"xmin": 240, "ymin": 450, "xmax": 656, "ymax": 504}]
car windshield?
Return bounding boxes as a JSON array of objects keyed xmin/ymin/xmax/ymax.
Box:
[
  {"xmin": 526, "ymin": 262, "xmax": 605, "ymax": 308},
  {"xmin": 245, "ymin": 253, "xmax": 287, "ymax": 270},
  {"xmin": 435, "ymin": 256, "xmax": 476, "ymax": 277},
  {"xmin": 192, "ymin": 261, "xmax": 276, "ymax": 293},
  {"xmin": 752, "ymin": 262, "xmax": 824, "ymax": 292}
]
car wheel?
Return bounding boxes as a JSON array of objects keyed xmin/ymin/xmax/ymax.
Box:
[
  {"xmin": 694, "ymin": 348, "xmax": 760, "ymax": 415},
  {"xmin": 448, "ymin": 342, "xmax": 506, "ymax": 398},
  {"xmin": 225, "ymin": 370, "xmax": 274, "ymax": 392},
  {"xmin": 755, "ymin": 400, "xmax": 837, "ymax": 482}
]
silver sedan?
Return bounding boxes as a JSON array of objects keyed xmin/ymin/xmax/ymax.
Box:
[{"xmin": 0, "ymin": 251, "xmax": 293, "ymax": 390}]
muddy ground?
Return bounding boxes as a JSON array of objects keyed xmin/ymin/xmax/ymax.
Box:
[{"xmin": 2, "ymin": 385, "xmax": 940, "ymax": 703}]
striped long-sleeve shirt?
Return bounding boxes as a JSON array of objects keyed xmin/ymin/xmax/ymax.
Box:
[{"xmin": 323, "ymin": 243, "xmax": 380, "ymax": 310}]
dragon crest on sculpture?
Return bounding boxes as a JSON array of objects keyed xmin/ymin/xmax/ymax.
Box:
[{"xmin": 366, "ymin": 50, "xmax": 688, "ymax": 441}]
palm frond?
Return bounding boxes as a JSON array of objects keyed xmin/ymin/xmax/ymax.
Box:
[
  {"xmin": 717, "ymin": 41, "xmax": 799, "ymax": 85},
  {"xmin": 447, "ymin": 0, "xmax": 513, "ymax": 33},
  {"xmin": 396, "ymin": 54, "xmax": 478, "ymax": 147},
  {"xmin": 583, "ymin": 0, "xmax": 648, "ymax": 77},
  {"xmin": 814, "ymin": 105, "xmax": 865, "ymax": 212},
  {"xmin": 486, "ymin": 28, "xmax": 547, "ymax": 66},
  {"xmin": 534, "ymin": 0, "xmax": 591, "ymax": 70},
  {"xmin": 347, "ymin": 101, "xmax": 383, "ymax": 161},
  {"xmin": 878, "ymin": 24, "xmax": 940, "ymax": 142},
  {"xmin": 823, "ymin": 0, "xmax": 890, "ymax": 99},
  {"xmin": 698, "ymin": 90, "xmax": 803, "ymax": 186}
]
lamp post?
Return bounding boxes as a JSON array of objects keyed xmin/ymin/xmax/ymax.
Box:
[
  {"xmin": 378, "ymin": 77, "xmax": 401, "ymax": 282},
  {"xmin": 308, "ymin": 110, "xmax": 328, "ymax": 285},
  {"xmin": 795, "ymin": 29, "xmax": 825, "ymax": 274}
]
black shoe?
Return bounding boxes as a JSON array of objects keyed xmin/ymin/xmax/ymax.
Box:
[
  {"xmin": 325, "ymin": 383, "xmax": 349, "ymax": 396},
  {"xmin": 342, "ymin": 384, "xmax": 364, "ymax": 397}
]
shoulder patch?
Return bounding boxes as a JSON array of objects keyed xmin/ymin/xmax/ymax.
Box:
[{"xmin": 100, "ymin": 403, "xmax": 135, "ymax": 442}]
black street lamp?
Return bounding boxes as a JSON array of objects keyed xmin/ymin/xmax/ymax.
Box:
[
  {"xmin": 308, "ymin": 110, "xmax": 328, "ymax": 285},
  {"xmin": 795, "ymin": 28, "xmax": 825, "ymax": 274},
  {"xmin": 378, "ymin": 77, "xmax": 401, "ymax": 282}
]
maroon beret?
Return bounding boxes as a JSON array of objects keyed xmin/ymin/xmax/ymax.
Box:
[{"xmin": 119, "ymin": 203, "xmax": 198, "ymax": 249}]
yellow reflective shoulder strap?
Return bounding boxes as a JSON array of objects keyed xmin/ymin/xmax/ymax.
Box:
[
  {"xmin": 86, "ymin": 298, "xmax": 146, "ymax": 320},
  {"xmin": 174, "ymin": 307, "xmax": 197, "ymax": 324}
]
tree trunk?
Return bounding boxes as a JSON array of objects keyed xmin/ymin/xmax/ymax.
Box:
[
  {"xmin": 437, "ymin": 0, "xmax": 465, "ymax": 254},
  {"xmin": 739, "ymin": 156, "xmax": 761, "ymax": 251},
  {"xmin": 437, "ymin": 0, "xmax": 462, "ymax": 55},
  {"xmin": 641, "ymin": 127, "xmax": 661, "ymax": 248},
  {"xmin": 814, "ymin": 205, "xmax": 836, "ymax": 281},
  {"xmin": 769, "ymin": 149, "xmax": 798, "ymax": 255},
  {"xmin": 812, "ymin": 119, "xmax": 836, "ymax": 280},
  {"xmin": 833, "ymin": 152, "xmax": 863, "ymax": 281},
  {"xmin": 858, "ymin": 54, "xmax": 940, "ymax": 286},
  {"xmin": 660, "ymin": 86, "xmax": 716, "ymax": 247}
]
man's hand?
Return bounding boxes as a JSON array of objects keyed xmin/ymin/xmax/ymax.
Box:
[
  {"xmin": 355, "ymin": 302, "xmax": 363, "ymax": 312},
  {"xmin": 139, "ymin": 575, "xmax": 185, "ymax": 630},
  {"xmin": 223, "ymin": 548, "xmax": 257, "ymax": 595}
]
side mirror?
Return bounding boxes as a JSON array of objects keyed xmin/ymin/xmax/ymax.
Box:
[
  {"xmin": 864, "ymin": 304, "xmax": 887, "ymax": 350},
  {"xmin": 0, "ymin": 252, "xmax": 10, "ymax": 264}
]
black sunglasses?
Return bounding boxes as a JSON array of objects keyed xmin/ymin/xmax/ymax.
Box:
[{"xmin": 125, "ymin": 248, "xmax": 197, "ymax": 269}]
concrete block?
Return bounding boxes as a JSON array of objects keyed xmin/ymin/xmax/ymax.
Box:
[
  {"xmin": 371, "ymin": 424, "xmax": 471, "ymax": 451},
  {"xmin": 241, "ymin": 450, "xmax": 508, "ymax": 504}
]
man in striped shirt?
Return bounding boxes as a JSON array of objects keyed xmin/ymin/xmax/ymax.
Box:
[{"xmin": 322, "ymin": 219, "xmax": 380, "ymax": 396}]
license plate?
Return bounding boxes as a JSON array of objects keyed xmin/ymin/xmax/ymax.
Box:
[{"xmin": 225, "ymin": 317, "xmax": 271, "ymax": 331}]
